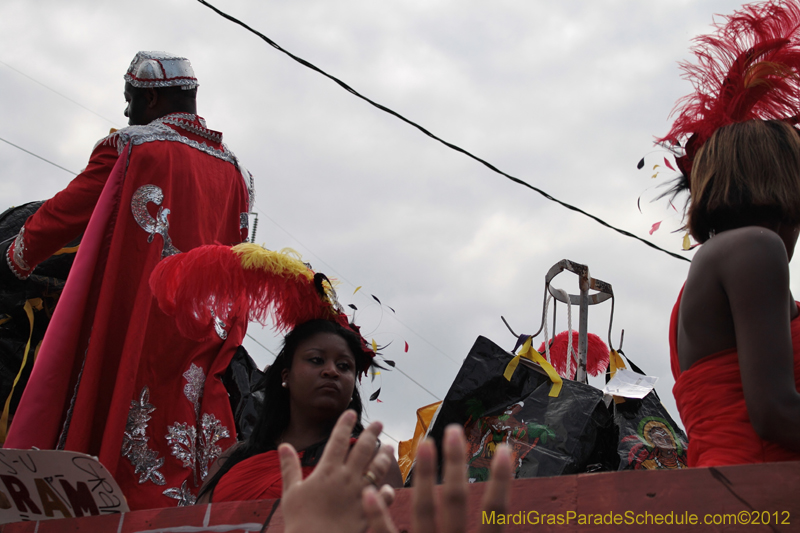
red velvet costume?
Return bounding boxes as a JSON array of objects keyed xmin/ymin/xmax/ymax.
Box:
[
  {"xmin": 4, "ymin": 113, "xmax": 253, "ymax": 510},
  {"xmin": 669, "ymin": 288, "xmax": 800, "ymax": 467}
]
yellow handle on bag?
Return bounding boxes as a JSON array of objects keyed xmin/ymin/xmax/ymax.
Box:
[{"xmin": 504, "ymin": 336, "xmax": 563, "ymax": 397}]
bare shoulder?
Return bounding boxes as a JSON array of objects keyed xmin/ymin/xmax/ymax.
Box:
[{"xmin": 693, "ymin": 227, "xmax": 788, "ymax": 279}]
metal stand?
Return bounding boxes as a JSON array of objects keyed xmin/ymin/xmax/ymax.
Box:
[{"xmin": 503, "ymin": 259, "xmax": 615, "ymax": 383}]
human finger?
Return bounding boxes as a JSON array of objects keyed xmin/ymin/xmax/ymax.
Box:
[
  {"xmin": 479, "ymin": 445, "xmax": 512, "ymax": 533},
  {"xmin": 411, "ymin": 439, "xmax": 437, "ymax": 533},
  {"xmin": 379, "ymin": 484, "xmax": 396, "ymax": 507},
  {"xmin": 316, "ymin": 409, "xmax": 357, "ymax": 466},
  {"xmin": 278, "ymin": 443, "xmax": 303, "ymax": 491},
  {"xmin": 363, "ymin": 485, "xmax": 399, "ymax": 533},
  {"xmin": 345, "ymin": 419, "xmax": 383, "ymax": 472},
  {"xmin": 364, "ymin": 445, "xmax": 392, "ymax": 488},
  {"xmin": 439, "ymin": 425, "xmax": 468, "ymax": 533}
]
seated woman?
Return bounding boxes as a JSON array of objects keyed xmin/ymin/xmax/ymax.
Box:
[
  {"xmin": 661, "ymin": 1, "xmax": 800, "ymax": 467},
  {"xmin": 197, "ymin": 319, "xmax": 403, "ymax": 502}
]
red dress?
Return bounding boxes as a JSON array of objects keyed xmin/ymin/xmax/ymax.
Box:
[
  {"xmin": 212, "ymin": 450, "xmax": 315, "ymax": 502},
  {"xmin": 4, "ymin": 114, "xmax": 253, "ymax": 510},
  {"xmin": 669, "ymin": 288, "xmax": 800, "ymax": 467}
]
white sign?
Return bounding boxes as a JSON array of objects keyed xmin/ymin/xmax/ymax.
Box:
[
  {"xmin": 602, "ymin": 368, "xmax": 658, "ymax": 399},
  {"xmin": 0, "ymin": 449, "xmax": 128, "ymax": 524}
]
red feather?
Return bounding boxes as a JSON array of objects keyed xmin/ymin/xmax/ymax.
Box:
[
  {"xmin": 538, "ymin": 331, "xmax": 610, "ymax": 379},
  {"xmin": 658, "ymin": 0, "xmax": 800, "ymax": 183},
  {"xmin": 149, "ymin": 245, "xmax": 248, "ymax": 341}
]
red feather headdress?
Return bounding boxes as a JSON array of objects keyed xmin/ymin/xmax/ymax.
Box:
[
  {"xmin": 658, "ymin": 0, "xmax": 800, "ymax": 186},
  {"xmin": 148, "ymin": 243, "xmax": 375, "ymax": 375}
]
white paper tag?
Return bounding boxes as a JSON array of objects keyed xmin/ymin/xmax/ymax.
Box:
[{"xmin": 602, "ymin": 368, "xmax": 658, "ymax": 399}]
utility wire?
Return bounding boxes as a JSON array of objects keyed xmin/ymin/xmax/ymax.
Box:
[
  {"xmin": 0, "ymin": 136, "xmax": 77, "ymax": 175},
  {"xmin": 245, "ymin": 332, "xmax": 277, "ymax": 357},
  {"xmin": 391, "ymin": 365, "xmax": 441, "ymax": 402},
  {"xmin": 0, "ymin": 59, "xmax": 120, "ymax": 126},
  {"xmin": 0, "ymin": 138, "xmax": 446, "ymax": 408},
  {"xmin": 255, "ymin": 207, "xmax": 461, "ymax": 366},
  {"xmin": 195, "ymin": 0, "xmax": 691, "ymax": 264}
]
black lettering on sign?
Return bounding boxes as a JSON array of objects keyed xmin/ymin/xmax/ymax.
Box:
[
  {"xmin": 58, "ymin": 480, "xmax": 99, "ymax": 517},
  {"xmin": 34, "ymin": 479, "xmax": 72, "ymax": 519},
  {"xmin": 0, "ymin": 475, "xmax": 41, "ymax": 515}
]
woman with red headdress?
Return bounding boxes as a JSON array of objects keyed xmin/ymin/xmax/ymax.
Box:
[
  {"xmin": 149, "ymin": 244, "xmax": 403, "ymax": 501},
  {"xmin": 662, "ymin": 0, "xmax": 800, "ymax": 467}
]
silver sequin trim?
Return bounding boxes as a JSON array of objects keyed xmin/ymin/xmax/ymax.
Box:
[
  {"xmin": 9, "ymin": 227, "xmax": 32, "ymax": 278},
  {"xmin": 158, "ymin": 115, "xmax": 222, "ymax": 144},
  {"xmin": 121, "ymin": 387, "xmax": 166, "ymax": 486},
  {"xmin": 131, "ymin": 185, "xmax": 181, "ymax": 259},
  {"xmin": 240, "ymin": 212, "xmax": 249, "ymax": 234}
]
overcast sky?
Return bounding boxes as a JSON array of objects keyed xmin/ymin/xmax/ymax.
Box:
[{"xmin": 0, "ymin": 0, "xmax": 772, "ymax": 451}]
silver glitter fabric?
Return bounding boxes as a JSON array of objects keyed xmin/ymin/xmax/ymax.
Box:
[
  {"xmin": 163, "ymin": 480, "xmax": 197, "ymax": 507},
  {"xmin": 121, "ymin": 387, "xmax": 166, "ymax": 485},
  {"xmin": 131, "ymin": 185, "xmax": 181, "ymax": 259},
  {"xmin": 125, "ymin": 51, "xmax": 198, "ymax": 90}
]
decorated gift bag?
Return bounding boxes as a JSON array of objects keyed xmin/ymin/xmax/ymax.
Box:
[
  {"xmin": 606, "ymin": 349, "xmax": 688, "ymax": 470},
  {"xmin": 406, "ymin": 335, "xmax": 610, "ymax": 485}
]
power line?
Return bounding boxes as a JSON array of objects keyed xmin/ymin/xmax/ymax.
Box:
[
  {"xmin": 391, "ymin": 365, "xmax": 441, "ymax": 402},
  {"xmin": 245, "ymin": 332, "xmax": 277, "ymax": 357},
  {"xmin": 255, "ymin": 207, "xmax": 461, "ymax": 366},
  {"xmin": 0, "ymin": 138, "xmax": 446, "ymax": 410},
  {"xmin": 0, "ymin": 59, "xmax": 120, "ymax": 126},
  {"xmin": 195, "ymin": 0, "xmax": 692, "ymax": 264},
  {"xmin": 0, "ymin": 136, "xmax": 77, "ymax": 175}
]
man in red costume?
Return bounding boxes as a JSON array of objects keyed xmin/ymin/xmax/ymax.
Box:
[{"xmin": 2, "ymin": 51, "xmax": 253, "ymax": 510}]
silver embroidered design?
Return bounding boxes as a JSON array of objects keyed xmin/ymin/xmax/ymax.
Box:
[
  {"xmin": 182, "ymin": 363, "xmax": 205, "ymax": 420},
  {"xmin": 122, "ymin": 387, "xmax": 166, "ymax": 485},
  {"xmin": 166, "ymin": 422, "xmax": 197, "ymax": 471},
  {"xmin": 11, "ymin": 227, "xmax": 30, "ymax": 271},
  {"xmin": 209, "ymin": 309, "xmax": 228, "ymax": 340},
  {"xmin": 214, "ymin": 316, "xmax": 228, "ymax": 340},
  {"xmin": 163, "ymin": 480, "xmax": 197, "ymax": 507},
  {"xmin": 198, "ymin": 413, "xmax": 229, "ymax": 482},
  {"xmin": 131, "ymin": 185, "xmax": 181, "ymax": 259},
  {"xmin": 240, "ymin": 212, "xmax": 249, "ymax": 235},
  {"xmin": 7, "ymin": 227, "xmax": 33, "ymax": 280},
  {"xmin": 97, "ymin": 117, "xmax": 252, "ymax": 202},
  {"xmin": 166, "ymin": 364, "xmax": 230, "ymax": 486}
]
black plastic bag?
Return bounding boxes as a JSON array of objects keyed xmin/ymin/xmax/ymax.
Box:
[
  {"xmin": 609, "ymin": 353, "xmax": 688, "ymax": 470},
  {"xmin": 221, "ymin": 345, "xmax": 265, "ymax": 441},
  {"xmin": 0, "ymin": 202, "xmax": 79, "ymax": 434},
  {"xmin": 407, "ymin": 336, "xmax": 610, "ymax": 485}
]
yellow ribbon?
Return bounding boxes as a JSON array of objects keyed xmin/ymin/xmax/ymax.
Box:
[
  {"xmin": 504, "ymin": 337, "xmax": 563, "ymax": 397},
  {"xmin": 0, "ymin": 298, "xmax": 42, "ymax": 443},
  {"xmin": 609, "ymin": 349, "xmax": 627, "ymax": 404},
  {"xmin": 52, "ymin": 245, "xmax": 80, "ymax": 256},
  {"xmin": 609, "ymin": 349, "xmax": 626, "ymax": 379}
]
